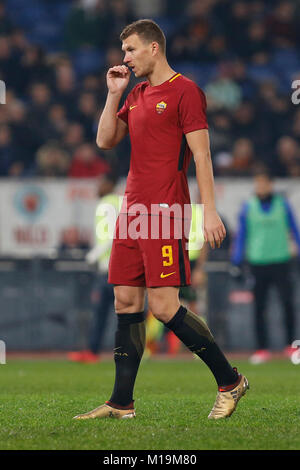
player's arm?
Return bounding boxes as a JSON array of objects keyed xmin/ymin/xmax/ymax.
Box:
[
  {"xmin": 186, "ymin": 129, "xmax": 226, "ymax": 249},
  {"xmin": 96, "ymin": 65, "xmax": 130, "ymax": 149}
]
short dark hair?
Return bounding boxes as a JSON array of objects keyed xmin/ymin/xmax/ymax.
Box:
[
  {"xmin": 120, "ymin": 19, "xmax": 166, "ymax": 54},
  {"xmin": 253, "ymin": 168, "xmax": 273, "ymax": 181}
]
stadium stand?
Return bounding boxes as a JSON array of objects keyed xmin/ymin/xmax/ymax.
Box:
[{"xmin": 0, "ymin": 0, "xmax": 299, "ymax": 178}]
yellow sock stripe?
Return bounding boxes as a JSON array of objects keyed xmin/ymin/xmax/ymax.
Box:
[{"xmin": 169, "ymin": 73, "xmax": 181, "ymax": 83}]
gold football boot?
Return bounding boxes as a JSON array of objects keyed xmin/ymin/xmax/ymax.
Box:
[
  {"xmin": 208, "ymin": 370, "xmax": 249, "ymax": 419},
  {"xmin": 73, "ymin": 402, "xmax": 135, "ymax": 420}
]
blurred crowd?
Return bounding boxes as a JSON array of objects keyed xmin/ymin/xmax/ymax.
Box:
[{"xmin": 0, "ymin": 0, "xmax": 300, "ymax": 178}]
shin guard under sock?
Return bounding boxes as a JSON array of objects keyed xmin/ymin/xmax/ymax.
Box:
[
  {"xmin": 109, "ymin": 312, "xmax": 145, "ymax": 407},
  {"xmin": 165, "ymin": 306, "xmax": 238, "ymax": 387}
]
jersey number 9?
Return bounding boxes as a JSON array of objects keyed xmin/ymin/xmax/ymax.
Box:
[{"xmin": 162, "ymin": 245, "xmax": 173, "ymax": 266}]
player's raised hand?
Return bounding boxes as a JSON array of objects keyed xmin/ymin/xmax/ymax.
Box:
[
  {"xmin": 204, "ymin": 208, "xmax": 226, "ymax": 249},
  {"xmin": 107, "ymin": 65, "xmax": 130, "ymax": 95}
]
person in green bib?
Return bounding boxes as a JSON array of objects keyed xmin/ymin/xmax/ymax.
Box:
[
  {"xmin": 68, "ymin": 174, "xmax": 121, "ymax": 363},
  {"xmin": 231, "ymin": 170, "xmax": 300, "ymax": 364}
]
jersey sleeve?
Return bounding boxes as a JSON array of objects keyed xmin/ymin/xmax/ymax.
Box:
[
  {"xmin": 117, "ymin": 83, "xmax": 142, "ymax": 125},
  {"xmin": 179, "ymin": 84, "xmax": 208, "ymax": 134},
  {"xmin": 117, "ymin": 96, "xmax": 129, "ymax": 125}
]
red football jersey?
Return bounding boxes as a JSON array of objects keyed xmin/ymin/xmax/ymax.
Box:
[{"xmin": 117, "ymin": 73, "xmax": 208, "ymax": 216}]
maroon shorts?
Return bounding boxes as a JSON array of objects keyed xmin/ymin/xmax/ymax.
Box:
[{"xmin": 108, "ymin": 213, "xmax": 191, "ymax": 288}]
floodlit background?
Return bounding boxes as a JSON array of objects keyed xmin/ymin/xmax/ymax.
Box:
[{"xmin": 0, "ymin": 0, "xmax": 300, "ymax": 353}]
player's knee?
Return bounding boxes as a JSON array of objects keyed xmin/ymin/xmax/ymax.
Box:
[
  {"xmin": 151, "ymin": 310, "xmax": 171, "ymax": 323},
  {"xmin": 148, "ymin": 299, "xmax": 175, "ymax": 323},
  {"xmin": 114, "ymin": 286, "xmax": 144, "ymax": 313},
  {"xmin": 148, "ymin": 288, "xmax": 180, "ymax": 323},
  {"xmin": 114, "ymin": 295, "xmax": 135, "ymax": 313}
]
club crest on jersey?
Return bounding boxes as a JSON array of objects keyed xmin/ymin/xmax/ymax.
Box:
[{"xmin": 156, "ymin": 101, "xmax": 167, "ymax": 114}]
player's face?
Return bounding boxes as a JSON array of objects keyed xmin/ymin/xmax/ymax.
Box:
[
  {"xmin": 254, "ymin": 175, "xmax": 273, "ymax": 198},
  {"xmin": 122, "ymin": 34, "xmax": 156, "ymax": 78}
]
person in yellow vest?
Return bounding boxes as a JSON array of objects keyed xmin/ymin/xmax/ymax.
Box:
[
  {"xmin": 231, "ymin": 170, "xmax": 300, "ymax": 364},
  {"xmin": 181, "ymin": 202, "xmax": 206, "ymax": 309},
  {"xmin": 166, "ymin": 203, "xmax": 205, "ymax": 352},
  {"xmin": 68, "ymin": 174, "xmax": 121, "ymax": 363},
  {"xmin": 145, "ymin": 203, "xmax": 206, "ymax": 356}
]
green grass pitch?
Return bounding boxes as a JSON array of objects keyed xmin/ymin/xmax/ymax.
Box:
[{"xmin": 0, "ymin": 358, "xmax": 299, "ymax": 450}]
